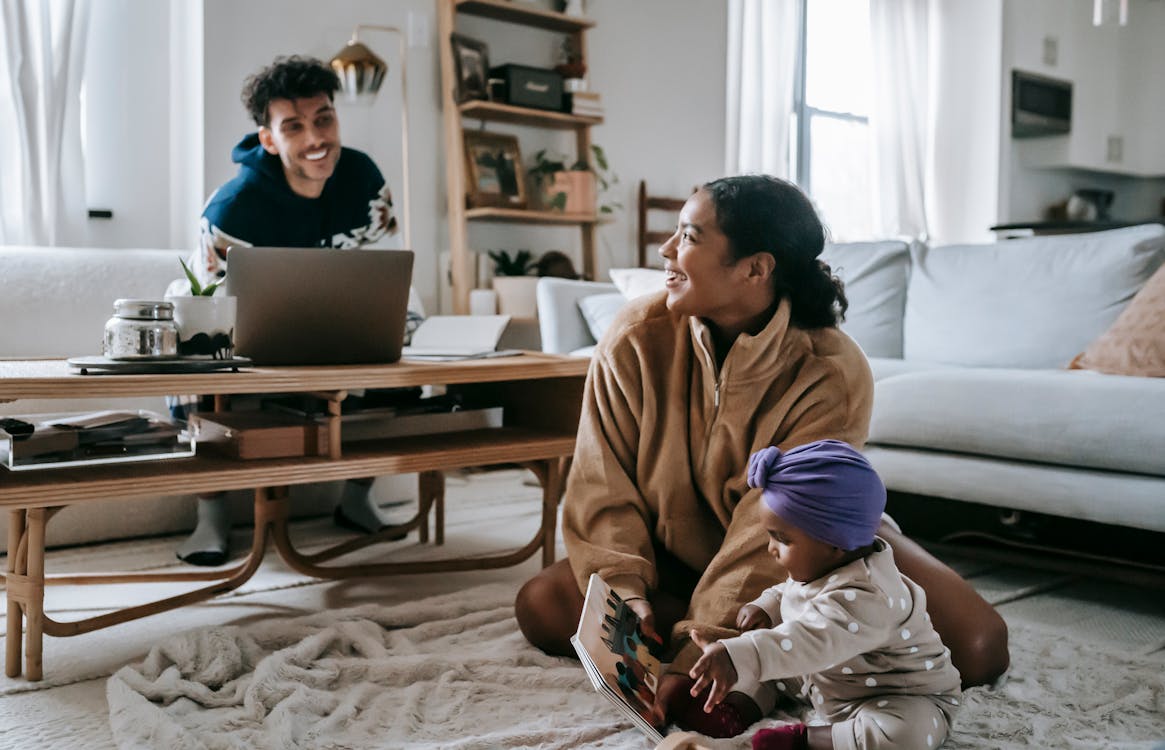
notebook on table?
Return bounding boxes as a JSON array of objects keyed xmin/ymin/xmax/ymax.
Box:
[{"xmin": 225, "ymin": 247, "xmax": 414, "ymax": 365}]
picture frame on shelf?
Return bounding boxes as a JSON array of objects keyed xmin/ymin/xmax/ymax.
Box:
[
  {"xmin": 464, "ymin": 132, "xmax": 527, "ymax": 209},
  {"xmin": 451, "ymin": 33, "xmax": 489, "ymax": 103}
]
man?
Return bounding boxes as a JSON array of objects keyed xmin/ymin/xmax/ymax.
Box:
[{"xmin": 175, "ymin": 55, "xmax": 415, "ymax": 566}]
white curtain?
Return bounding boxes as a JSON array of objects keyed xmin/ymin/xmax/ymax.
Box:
[
  {"xmin": 725, "ymin": 0, "xmax": 799, "ymax": 178},
  {"xmin": 869, "ymin": 0, "xmax": 931, "ymax": 240},
  {"xmin": 0, "ymin": 0, "xmax": 91, "ymax": 245}
]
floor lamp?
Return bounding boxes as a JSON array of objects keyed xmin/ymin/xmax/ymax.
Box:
[{"xmin": 329, "ymin": 25, "xmax": 412, "ymax": 250}]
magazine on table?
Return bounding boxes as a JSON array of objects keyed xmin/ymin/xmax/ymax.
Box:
[{"xmin": 571, "ymin": 573, "xmax": 667, "ymax": 743}]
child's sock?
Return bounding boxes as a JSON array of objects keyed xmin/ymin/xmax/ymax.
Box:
[{"xmin": 751, "ymin": 723, "xmax": 809, "ymax": 750}]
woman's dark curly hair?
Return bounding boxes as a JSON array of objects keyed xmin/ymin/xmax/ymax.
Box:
[
  {"xmin": 241, "ymin": 55, "xmax": 340, "ymax": 127},
  {"xmin": 702, "ymin": 174, "xmax": 847, "ymax": 328}
]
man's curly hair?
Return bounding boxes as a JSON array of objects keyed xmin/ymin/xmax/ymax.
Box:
[{"xmin": 241, "ymin": 55, "xmax": 340, "ymax": 127}]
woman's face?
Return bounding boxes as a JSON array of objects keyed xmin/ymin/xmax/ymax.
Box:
[
  {"xmin": 658, "ymin": 189, "xmax": 749, "ymax": 320},
  {"xmin": 760, "ymin": 503, "xmax": 845, "ymax": 583}
]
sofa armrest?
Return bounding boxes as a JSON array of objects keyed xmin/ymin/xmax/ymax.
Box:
[{"xmin": 536, "ymin": 277, "xmax": 618, "ymax": 354}]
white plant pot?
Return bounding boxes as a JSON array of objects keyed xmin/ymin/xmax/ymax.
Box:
[
  {"xmin": 491, "ymin": 276, "xmax": 540, "ymax": 319},
  {"xmin": 165, "ymin": 295, "xmax": 237, "ymax": 359}
]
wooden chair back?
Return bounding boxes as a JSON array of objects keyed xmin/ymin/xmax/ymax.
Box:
[{"xmin": 636, "ymin": 180, "xmax": 690, "ymax": 268}]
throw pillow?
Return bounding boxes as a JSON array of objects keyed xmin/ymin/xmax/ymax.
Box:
[
  {"xmin": 903, "ymin": 224, "xmax": 1165, "ymax": 368},
  {"xmin": 1071, "ymin": 262, "xmax": 1165, "ymax": 377},
  {"xmin": 577, "ymin": 292, "xmax": 626, "ymax": 344},
  {"xmin": 609, "ymin": 267, "xmax": 667, "ymax": 299}
]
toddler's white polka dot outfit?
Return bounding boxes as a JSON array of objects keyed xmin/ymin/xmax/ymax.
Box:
[{"xmin": 721, "ymin": 538, "xmax": 962, "ymax": 750}]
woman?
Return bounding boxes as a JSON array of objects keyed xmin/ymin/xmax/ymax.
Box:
[{"xmin": 515, "ymin": 175, "xmax": 1008, "ymax": 737}]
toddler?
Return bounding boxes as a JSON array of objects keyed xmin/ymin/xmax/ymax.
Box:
[{"xmin": 688, "ymin": 440, "xmax": 962, "ymax": 750}]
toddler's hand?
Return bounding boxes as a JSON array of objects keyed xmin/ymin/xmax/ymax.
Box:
[
  {"xmin": 687, "ymin": 630, "xmax": 738, "ymax": 713},
  {"xmin": 736, "ymin": 603, "xmax": 772, "ymax": 632}
]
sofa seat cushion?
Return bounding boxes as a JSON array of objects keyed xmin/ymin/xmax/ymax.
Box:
[
  {"xmin": 866, "ymin": 356, "xmax": 954, "ymax": 382},
  {"xmin": 865, "ymin": 446, "xmax": 1165, "ymax": 533},
  {"xmin": 869, "ymin": 368, "xmax": 1165, "ymax": 476},
  {"xmin": 903, "ymin": 225, "xmax": 1165, "ymax": 368}
]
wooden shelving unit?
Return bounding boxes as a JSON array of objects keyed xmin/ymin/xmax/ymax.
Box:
[
  {"xmin": 439, "ymin": 0, "xmax": 601, "ymax": 313},
  {"xmin": 455, "ymin": 0, "xmax": 595, "ymax": 32}
]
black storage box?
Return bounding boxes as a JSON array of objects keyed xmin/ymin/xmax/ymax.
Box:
[{"xmin": 490, "ymin": 64, "xmax": 563, "ymax": 111}]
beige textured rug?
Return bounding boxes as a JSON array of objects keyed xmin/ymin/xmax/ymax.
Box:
[{"xmin": 107, "ymin": 583, "xmax": 1165, "ymax": 750}]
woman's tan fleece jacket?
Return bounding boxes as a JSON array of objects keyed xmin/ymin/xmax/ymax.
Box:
[{"xmin": 562, "ymin": 291, "xmax": 873, "ymax": 673}]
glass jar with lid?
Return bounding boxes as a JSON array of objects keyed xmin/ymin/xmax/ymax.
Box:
[{"xmin": 103, "ymin": 299, "xmax": 179, "ymax": 359}]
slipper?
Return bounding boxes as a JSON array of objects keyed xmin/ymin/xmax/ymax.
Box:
[
  {"xmin": 332, "ymin": 505, "xmax": 409, "ymax": 540},
  {"xmin": 176, "ymin": 547, "xmax": 229, "ymax": 567}
]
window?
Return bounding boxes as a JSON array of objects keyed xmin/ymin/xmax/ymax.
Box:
[{"xmin": 791, "ymin": 0, "xmax": 874, "ymax": 241}]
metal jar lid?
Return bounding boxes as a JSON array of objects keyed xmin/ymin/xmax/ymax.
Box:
[{"xmin": 112, "ymin": 299, "xmax": 175, "ymax": 320}]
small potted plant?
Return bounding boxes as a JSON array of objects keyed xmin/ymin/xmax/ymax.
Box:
[
  {"xmin": 488, "ymin": 250, "xmax": 540, "ymax": 318},
  {"xmin": 164, "ymin": 259, "xmax": 237, "ymax": 359},
  {"xmin": 528, "ymin": 144, "xmax": 620, "ymax": 215}
]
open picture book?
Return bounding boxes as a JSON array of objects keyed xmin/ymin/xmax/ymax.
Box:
[{"xmin": 571, "ymin": 574, "xmax": 667, "ymax": 743}]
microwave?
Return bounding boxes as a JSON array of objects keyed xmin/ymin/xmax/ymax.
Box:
[{"xmin": 1011, "ymin": 69, "xmax": 1072, "ymax": 137}]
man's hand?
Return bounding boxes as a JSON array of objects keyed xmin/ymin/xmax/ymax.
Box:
[
  {"xmin": 688, "ymin": 630, "xmax": 739, "ymax": 713},
  {"xmin": 735, "ymin": 603, "xmax": 772, "ymax": 632}
]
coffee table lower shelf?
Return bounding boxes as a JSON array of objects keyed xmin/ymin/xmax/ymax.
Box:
[{"xmin": 1, "ymin": 427, "xmax": 575, "ymax": 681}]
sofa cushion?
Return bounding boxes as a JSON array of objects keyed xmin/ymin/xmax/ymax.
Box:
[
  {"xmin": 902, "ymin": 225, "xmax": 1165, "ymax": 368},
  {"xmin": 869, "ymin": 367, "xmax": 1165, "ymax": 477},
  {"xmin": 609, "ymin": 267, "xmax": 666, "ymax": 299},
  {"xmin": 820, "ymin": 241, "xmax": 911, "ymax": 358},
  {"xmin": 1071, "ymin": 262, "xmax": 1165, "ymax": 377},
  {"xmin": 866, "ymin": 356, "xmax": 953, "ymax": 382},
  {"xmin": 577, "ymin": 292, "xmax": 626, "ymax": 345},
  {"xmin": 536, "ymin": 278, "xmax": 618, "ymax": 354}
]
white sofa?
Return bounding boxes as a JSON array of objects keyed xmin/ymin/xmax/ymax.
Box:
[
  {"xmin": 0, "ymin": 245, "xmax": 411, "ymax": 552},
  {"xmin": 536, "ymin": 226, "xmax": 1165, "ymax": 539}
]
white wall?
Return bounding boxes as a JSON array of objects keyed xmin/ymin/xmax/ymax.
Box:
[
  {"xmin": 82, "ymin": 0, "xmax": 176, "ymax": 250},
  {"xmin": 927, "ymin": 0, "xmax": 1003, "ymax": 245},
  {"xmin": 587, "ymin": 0, "xmax": 727, "ymax": 273}
]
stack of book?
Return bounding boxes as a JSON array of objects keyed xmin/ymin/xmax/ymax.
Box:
[
  {"xmin": 0, "ymin": 410, "xmax": 193, "ymax": 470},
  {"xmin": 570, "ymin": 91, "xmax": 604, "ymax": 118}
]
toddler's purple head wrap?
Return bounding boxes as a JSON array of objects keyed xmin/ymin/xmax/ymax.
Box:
[{"xmin": 747, "ymin": 439, "xmax": 886, "ymax": 550}]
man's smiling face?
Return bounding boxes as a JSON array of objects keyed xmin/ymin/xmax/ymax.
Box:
[{"xmin": 258, "ymin": 92, "xmax": 341, "ymax": 198}]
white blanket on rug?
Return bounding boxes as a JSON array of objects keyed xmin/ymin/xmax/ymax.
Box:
[{"xmin": 108, "ymin": 583, "xmax": 1165, "ymax": 750}]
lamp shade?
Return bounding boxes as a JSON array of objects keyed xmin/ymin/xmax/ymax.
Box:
[{"xmin": 330, "ymin": 40, "xmax": 387, "ymax": 101}]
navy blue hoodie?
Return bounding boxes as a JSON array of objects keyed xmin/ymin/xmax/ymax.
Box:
[{"xmin": 193, "ymin": 133, "xmax": 397, "ymax": 284}]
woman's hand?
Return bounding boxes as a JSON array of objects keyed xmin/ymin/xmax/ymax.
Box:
[
  {"xmin": 687, "ymin": 630, "xmax": 739, "ymax": 713},
  {"xmin": 622, "ymin": 597, "xmax": 662, "ymax": 646},
  {"xmin": 735, "ymin": 603, "xmax": 772, "ymax": 632}
]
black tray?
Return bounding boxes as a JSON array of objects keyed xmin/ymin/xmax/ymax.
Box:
[{"xmin": 67, "ymin": 356, "xmax": 252, "ymax": 375}]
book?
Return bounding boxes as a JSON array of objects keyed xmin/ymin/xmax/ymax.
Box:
[
  {"xmin": 402, "ymin": 315, "xmax": 522, "ymax": 360},
  {"xmin": 0, "ymin": 410, "xmax": 194, "ymax": 471},
  {"xmin": 571, "ymin": 573, "xmax": 667, "ymax": 743}
]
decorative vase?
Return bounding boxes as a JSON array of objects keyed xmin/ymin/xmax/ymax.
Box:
[
  {"xmin": 543, "ymin": 171, "xmax": 596, "ymax": 213},
  {"xmin": 165, "ymin": 295, "xmax": 237, "ymax": 359},
  {"xmin": 491, "ymin": 276, "xmax": 540, "ymax": 319}
]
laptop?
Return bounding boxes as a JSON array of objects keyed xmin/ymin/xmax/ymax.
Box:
[{"xmin": 225, "ymin": 247, "xmax": 414, "ymax": 365}]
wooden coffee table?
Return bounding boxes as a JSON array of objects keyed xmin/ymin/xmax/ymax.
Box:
[{"xmin": 0, "ymin": 353, "xmax": 588, "ymax": 680}]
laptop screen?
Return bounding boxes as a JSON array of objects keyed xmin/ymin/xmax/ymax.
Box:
[{"xmin": 225, "ymin": 247, "xmax": 414, "ymax": 365}]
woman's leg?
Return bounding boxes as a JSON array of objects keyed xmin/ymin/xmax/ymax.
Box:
[
  {"xmin": 515, "ymin": 559, "xmax": 584, "ymax": 656},
  {"xmin": 879, "ymin": 522, "xmax": 1010, "ymax": 687}
]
